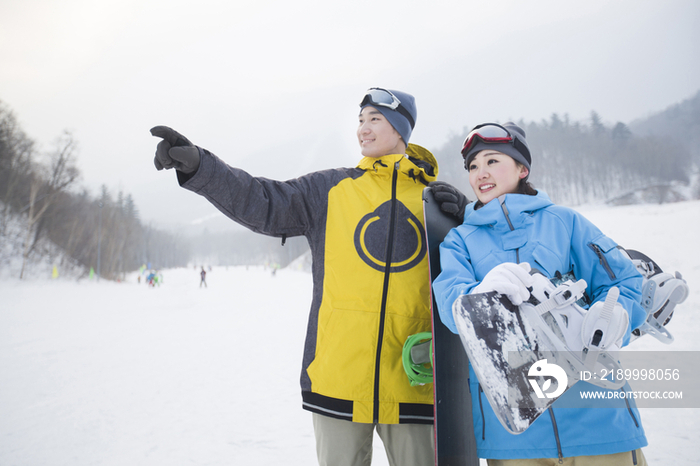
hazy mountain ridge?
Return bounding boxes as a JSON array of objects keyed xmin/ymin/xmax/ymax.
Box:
[
  {"xmin": 431, "ymin": 91, "xmax": 700, "ymax": 205},
  {"xmin": 630, "ymin": 90, "xmax": 700, "ymax": 157},
  {"xmin": 2, "ymin": 90, "xmax": 699, "ymax": 278}
]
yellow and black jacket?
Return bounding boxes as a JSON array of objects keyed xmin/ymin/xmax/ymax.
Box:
[{"xmin": 180, "ymin": 144, "xmax": 438, "ymax": 424}]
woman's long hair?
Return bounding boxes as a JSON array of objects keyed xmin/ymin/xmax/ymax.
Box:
[{"xmin": 518, "ymin": 179, "xmax": 538, "ymax": 196}]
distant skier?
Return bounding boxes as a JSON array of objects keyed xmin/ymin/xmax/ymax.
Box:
[
  {"xmin": 433, "ymin": 122, "xmax": 649, "ymax": 464},
  {"xmin": 200, "ymin": 267, "xmax": 207, "ymax": 288}
]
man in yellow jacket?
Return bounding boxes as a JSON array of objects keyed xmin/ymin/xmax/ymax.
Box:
[{"xmin": 151, "ymin": 88, "xmax": 467, "ymax": 466}]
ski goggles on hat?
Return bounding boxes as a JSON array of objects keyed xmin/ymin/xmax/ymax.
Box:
[
  {"xmin": 360, "ymin": 88, "xmax": 415, "ymax": 129},
  {"xmin": 461, "ymin": 123, "xmax": 530, "ymax": 160}
]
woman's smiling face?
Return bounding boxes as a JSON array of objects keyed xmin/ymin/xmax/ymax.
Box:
[{"xmin": 467, "ymin": 149, "xmax": 529, "ymax": 204}]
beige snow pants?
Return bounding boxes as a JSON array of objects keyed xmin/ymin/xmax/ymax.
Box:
[
  {"xmin": 487, "ymin": 448, "xmax": 648, "ymax": 466},
  {"xmin": 312, "ymin": 413, "xmax": 435, "ymax": 466}
]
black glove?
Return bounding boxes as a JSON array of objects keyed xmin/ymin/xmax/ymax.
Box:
[
  {"xmin": 150, "ymin": 126, "xmax": 200, "ymax": 174},
  {"xmin": 429, "ymin": 181, "xmax": 469, "ymax": 221}
]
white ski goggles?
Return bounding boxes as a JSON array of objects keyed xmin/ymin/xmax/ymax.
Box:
[{"xmin": 360, "ymin": 88, "xmax": 415, "ymax": 129}]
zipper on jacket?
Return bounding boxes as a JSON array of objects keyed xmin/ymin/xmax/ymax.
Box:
[
  {"xmin": 372, "ymin": 162, "xmax": 400, "ymax": 423},
  {"xmin": 548, "ymin": 407, "xmax": 564, "ymax": 464},
  {"xmin": 478, "ymin": 385, "xmax": 486, "ymax": 440},
  {"xmin": 588, "ymin": 243, "xmax": 616, "ymax": 280},
  {"xmin": 623, "ymin": 391, "xmax": 640, "ymax": 427},
  {"xmin": 499, "ymin": 196, "xmax": 520, "ymax": 263}
]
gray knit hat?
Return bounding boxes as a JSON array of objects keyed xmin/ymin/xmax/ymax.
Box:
[
  {"xmin": 463, "ymin": 122, "xmax": 531, "ymax": 175},
  {"xmin": 360, "ymin": 88, "xmax": 417, "ymax": 144}
]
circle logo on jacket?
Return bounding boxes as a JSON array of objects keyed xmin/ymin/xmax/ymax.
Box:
[{"xmin": 354, "ymin": 200, "xmax": 426, "ymax": 273}]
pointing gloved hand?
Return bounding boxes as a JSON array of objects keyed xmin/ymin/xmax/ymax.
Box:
[
  {"xmin": 150, "ymin": 126, "xmax": 200, "ymax": 174},
  {"xmin": 473, "ymin": 262, "xmax": 534, "ymax": 305},
  {"xmin": 429, "ymin": 181, "xmax": 469, "ymax": 221}
]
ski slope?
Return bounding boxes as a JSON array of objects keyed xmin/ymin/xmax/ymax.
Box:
[{"xmin": 1, "ymin": 200, "xmax": 699, "ymax": 465}]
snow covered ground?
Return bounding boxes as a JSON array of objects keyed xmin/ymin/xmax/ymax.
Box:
[{"xmin": 1, "ymin": 200, "xmax": 699, "ymax": 465}]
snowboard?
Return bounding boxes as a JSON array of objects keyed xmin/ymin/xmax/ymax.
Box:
[
  {"xmin": 423, "ymin": 187, "xmax": 479, "ymax": 466},
  {"xmin": 452, "ymin": 269, "xmax": 628, "ymax": 435},
  {"xmin": 451, "ymin": 245, "xmax": 692, "ymax": 435},
  {"xmin": 452, "ymin": 290, "xmax": 571, "ymax": 435}
]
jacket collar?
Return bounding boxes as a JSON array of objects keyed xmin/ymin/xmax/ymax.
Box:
[
  {"xmin": 465, "ymin": 191, "xmax": 553, "ymax": 229},
  {"xmin": 356, "ymin": 143, "xmax": 438, "ymax": 184}
]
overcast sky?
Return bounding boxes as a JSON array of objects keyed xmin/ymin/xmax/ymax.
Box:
[{"xmin": 1, "ymin": 0, "xmax": 699, "ymax": 231}]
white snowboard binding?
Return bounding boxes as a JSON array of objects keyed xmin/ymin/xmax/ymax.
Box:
[
  {"xmin": 621, "ymin": 249, "xmax": 689, "ymax": 344},
  {"xmin": 520, "ymin": 272, "xmax": 625, "ymax": 390}
]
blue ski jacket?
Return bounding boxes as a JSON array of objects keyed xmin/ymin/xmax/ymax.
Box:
[{"xmin": 432, "ymin": 191, "xmax": 648, "ymax": 460}]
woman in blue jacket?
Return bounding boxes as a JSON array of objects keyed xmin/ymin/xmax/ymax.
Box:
[{"xmin": 432, "ymin": 122, "xmax": 648, "ymax": 465}]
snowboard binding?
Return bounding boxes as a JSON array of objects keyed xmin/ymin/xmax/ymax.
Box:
[
  {"xmin": 621, "ymin": 249, "xmax": 689, "ymax": 344},
  {"xmin": 401, "ymin": 332, "xmax": 434, "ymax": 386},
  {"xmin": 518, "ymin": 271, "xmax": 625, "ymax": 390}
]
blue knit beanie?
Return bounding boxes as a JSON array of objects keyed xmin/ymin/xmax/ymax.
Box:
[{"xmin": 360, "ymin": 89, "xmax": 417, "ymax": 145}]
